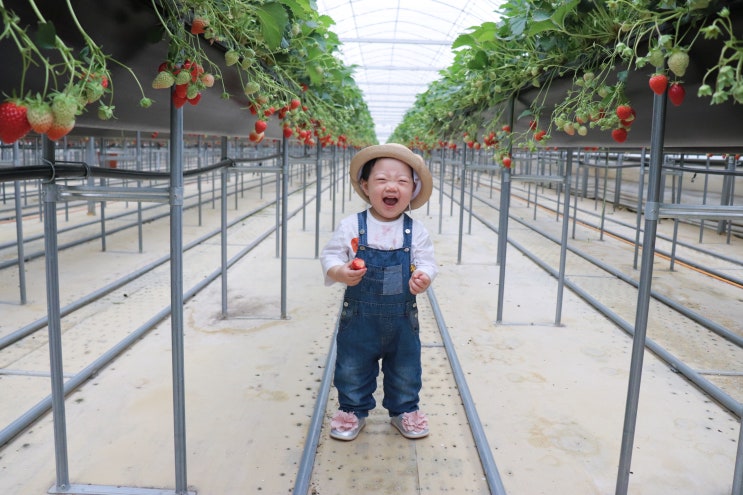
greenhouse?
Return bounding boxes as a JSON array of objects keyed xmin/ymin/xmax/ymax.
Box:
[{"xmin": 0, "ymin": 0, "xmax": 741, "ymax": 494}]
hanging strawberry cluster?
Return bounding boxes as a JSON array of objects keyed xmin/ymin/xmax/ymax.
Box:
[
  {"xmin": 151, "ymin": 60, "xmax": 215, "ymax": 108},
  {"xmin": 0, "ymin": 71, "xmax": 112, "ymax": 144}
]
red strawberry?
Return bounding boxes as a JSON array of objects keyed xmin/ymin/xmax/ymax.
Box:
[
  {"xmin": 350, "ymin": 258, "xmax": 366, "ymax": 270},
  {"xmin": 615, "ymin": 105, "xmax": 633, "ymax": 120},
  {"xmin": 187, "ymin": 93, "xmax": 202, "ymax": 105},
  {"xmin": 502, "ymin": 156, "xmax": 512, "ymax": 168},
  {"xmin": 248, "ymin": 130, "xmax": 264, "ymax": 143},
  {"xmin": 282, "ymin": 125, "xmax": 293, "ymax": 138},
  {"xmin": 254, "ymin": 120, "xmax": 268, "ymax": 133},
  {"xmin": 534, "ymin": 130, "xmax": 546, "ymax": 141},
  {"xmin": 0, "ymin": 100, "xmax": 32, "ymax": 144},
  {"xmin": 290, "ymin": 98, "xmax": 301, "ymax": 110},
  {"xmin": 174, "ymin": 84, "xmax": 188, "ymax": 98},
  {"xmin": 611, "ymin": 128, "xmax": 628, "ymax": 143},
  {"xmin": 172, "ymin": 93, "xmax": 188, "ymax": 109},
  {"xmin": 501, "ymin": 125, "xmax": 511, "ymax": 132},
  {"xmin": 668, "ymin": 83, "xmax": 686, "ymax": 106},
  {"xmin": 191, "ymin": 17, "xmax": 208, "ymax": 35},
  {"xmin": 648, "ymin": 74, "xmax": 668, "ymax": 95}
]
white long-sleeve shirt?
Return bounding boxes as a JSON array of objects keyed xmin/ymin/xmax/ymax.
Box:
[{"xmin": 320, "ymin": 209, "xmax": 438, "ymax": 287}]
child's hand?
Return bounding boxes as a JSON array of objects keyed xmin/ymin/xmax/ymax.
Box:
[
  {"xmin": 409, "ymin": 270, "xmax": 431, "ymax": 295},
  {"xmin": 328, "ymin": 261, "xmax": 367, "ymax": 286}
]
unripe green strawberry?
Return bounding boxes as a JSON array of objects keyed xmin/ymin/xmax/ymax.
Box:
[
  {"xmin": 174, "ymin": 70, "xmax": 191, "ymax": 85},
  {"xmin": 51, "ymin": 93, "xmax": 79, "ymax": 125},
  {"xmin": 186, "ymin": 84, "xmax": 200, "ymax": 100},
  {"xmin": 225, "ymin": 50, "xmax": 239, "ymax": 66},
  {"xmin": 98, "ymin": 105, "xmax": 113, "ymax": 120},
  {"xmin": 244, "ymin": 81, "xmax": 260, "ymax": 95},
  {"xmin": 85, "ymin": 82, "xmax": 105, "ymax": 103},
  {"xmin": 26, "ymin": 98, "xmax": 54, "ymax": 134},
  {"xmin": 152, "ymin": 71, "xmax": 175, "ymax": 89},
  {"xmin": 647, "ymin": 48, "xmax": 664, "ymax": 68},
  {"xmin": 667, "ymin": 50, "xmax": 689, "ymax": 77}
]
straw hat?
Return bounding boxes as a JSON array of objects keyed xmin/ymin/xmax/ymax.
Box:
[{"xmin": 349, "ymin": 143, "xmax": 433, "ymax": 210}]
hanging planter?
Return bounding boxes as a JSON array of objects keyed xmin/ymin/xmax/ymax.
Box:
[
  {"xmin": 391, "ymin": 0, "xmax": 743, "ymax": 152},
  {"xmin": 0, "ymin": 0, "xmax": 377, "ymax": 146}
]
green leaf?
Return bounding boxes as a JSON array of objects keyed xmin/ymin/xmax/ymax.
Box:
[
  {"xmin": 550, "ymin": 0, "xmax": 580, "ymax": 29},
  {"xmin": 453, "ymin": 33, "xmax": 477, "ymax": 49},
  {"xmin": 468, "ymin": 50, "xmax": 490, "ymax": 70},
  {"xmin": 307, "ymin": 63, "xmax": 324, "ymax": 86},
  {"xmin": 35, "ymin": 21, "xmax": 57, "ymax": 50},
  {"xmin": 278, "ymin": 0, "xmax": 313, "ymax": 17},
  {"xmin": 256, "ymin": 3, "xmax": 290, "ymax": 51},
  {"xmin": 527, "ymin": 19, "xmax": 557, "ymax": 36}
]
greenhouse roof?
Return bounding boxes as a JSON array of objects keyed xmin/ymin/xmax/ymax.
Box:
[{"xmin": 315, "ymin": 0, "xmax": 505, "ymax": 143}]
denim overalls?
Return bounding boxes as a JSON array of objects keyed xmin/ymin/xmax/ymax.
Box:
[{"xmin": 334, "ymin": 210, "xmax": 422, "ymax": 419}]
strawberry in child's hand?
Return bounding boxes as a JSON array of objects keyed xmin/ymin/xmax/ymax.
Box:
[
  {"xmin": 668, "ymin": 83, "xmax": 686, "ymax": 106},
  {"xmin": 0, "ymin": 100, "xmax": 32, "ymax": 144},
  {"xmin": 648, "ymin": 74, "xmax": 668, "ymax": 95},
  {"xmin": 350, "ymin": 258, "xmax": 366, "ymax": 270}
]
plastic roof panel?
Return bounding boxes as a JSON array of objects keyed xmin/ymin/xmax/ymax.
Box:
[{"xmin": 316, "ymin": 0, "xmax": 505, "ymax": 142}]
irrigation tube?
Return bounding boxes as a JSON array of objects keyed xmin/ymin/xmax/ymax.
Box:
[
  {"xmin": 0, "ymin": 198, "xmax": 279, "ymax": 351},
  {"xmin": 292, "ymin": 289, "xmax": 508, "ymax": 495},
  {"xmin": 292, "ymin": 306, "xmax": 340, "ymax": 495},
  {"xmin": 462, "ymin": 187, "xmax": 743, "ymax": 351},
  {"xmin": 427, "ymin": 287, "xmax": 507, "ymax": 495},
  {"xmin": 0, "ymin": 198, "xmax": 312, "ymax": 449},
  {"xmin": 469, "ymin": 206, "xmax": 743, "ymax": 418}
]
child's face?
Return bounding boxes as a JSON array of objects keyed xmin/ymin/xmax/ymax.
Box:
[{"xmin": 361, "ymin": 157, "xmax": 415, "ymax": 221}]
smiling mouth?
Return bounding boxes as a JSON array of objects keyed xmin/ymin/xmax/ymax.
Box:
[{"xmin": 383, "ymin": 197, "xmax": 398, "ymax": 206}]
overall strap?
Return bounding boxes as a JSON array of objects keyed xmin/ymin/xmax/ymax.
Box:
[
  {"xmin": 402, "ymin": 213, "xmax": 413, "ymax": 249},
  {"xmin": 357, "ymin": 210, "xmax": 368, "ymax": 245}
]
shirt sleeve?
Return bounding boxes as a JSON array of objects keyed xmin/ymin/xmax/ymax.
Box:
[
  {"xmin": 411, "ymin": 219, "xmax": 438, "ymax": 282},
  {"xmin": 320, "ymin": 215, "xmax": 358, "ymax": 286}
]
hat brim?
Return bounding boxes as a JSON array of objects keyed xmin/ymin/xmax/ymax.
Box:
[{"xmin": 349, "ymin": 143, "xmax": 433, "ymax": 210}]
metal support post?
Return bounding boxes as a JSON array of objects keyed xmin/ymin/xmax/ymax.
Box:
[
  {"xmin": 280, "ymin": 136, "xmax": 289, "ymax": 319},
  {"xmin": 615, "ymin": 78, "xmax": 668, "ymax": 495},
  {"xmin": 43, "ymin": 137, "xmax": 71, "ymax": 492},
  {"xmin": 168, "ymin": 94, "xmax": 189, "ymax": 495}
]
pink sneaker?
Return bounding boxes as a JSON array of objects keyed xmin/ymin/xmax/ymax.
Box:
[{"xmin": 391, "ymin": 410, "xmax": 429, "ymax": 439}]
